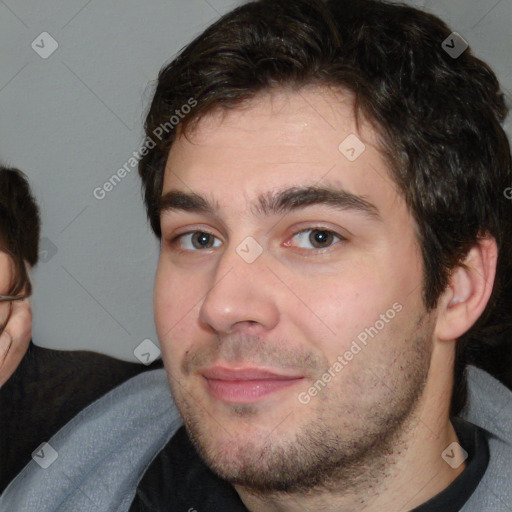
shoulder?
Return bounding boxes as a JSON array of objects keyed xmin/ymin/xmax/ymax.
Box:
[
  {"xmin": 0, "ymin": 367, "xmax": 182, "ymax": 511},
  {"xmin": 0, "ymin": 342, "xmax": 163, "ymax": 492},
  {"xmin": 463, "ymin": 365, "xmax": 512, "ymax": 440},
  {"xmin": 461, "ymin": 366, "xmax": 512, "ymax": 511}
]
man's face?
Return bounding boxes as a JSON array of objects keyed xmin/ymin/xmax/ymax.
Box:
[{"xmin": 154, "ymin": 87, "xmax": 436, "ymax": 492}]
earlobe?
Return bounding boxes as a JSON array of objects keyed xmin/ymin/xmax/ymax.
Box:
[{"xmin": 435, "ymin": 234, "xmax": 497, "ymax": 342}]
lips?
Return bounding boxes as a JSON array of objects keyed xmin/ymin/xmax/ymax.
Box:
[
  {"xmin": 200, "ymin": 366, "xmax": 304, "ymax": 403},
  {"xmin": 201, "ymin": 366, "xmax": 302, "ymax": 380}
]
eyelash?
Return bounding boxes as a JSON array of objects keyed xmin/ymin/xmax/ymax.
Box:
[{"xmin": 168, "ymin": 227, "xmax": 346, "ymax": 253}]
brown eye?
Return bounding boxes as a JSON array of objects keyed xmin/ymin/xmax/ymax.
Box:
[
  {"xmin": 171, "ymin": 231, "xmax": 222, "ymax": 251},
  {"xmin": 309, "ymin": 230, "xmax": 335, "ymax": 248},
  {"xmin": 191, "ymin": 232, "xmax": 215, "ymax": 249},
  {"xmin": 290, "ymin": 228, "xmax": 343, "ymax": 250}
]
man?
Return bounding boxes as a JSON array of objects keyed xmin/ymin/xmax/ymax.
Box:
[
  {"xmin": 133, "ymin": 0, "xmax": 512, "ymax": 509},
  {"xmin": 1, "ymin": 0, "xmax": 510, "ymax": 510}
]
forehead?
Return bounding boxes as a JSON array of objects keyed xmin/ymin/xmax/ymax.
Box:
[
  {"xmin": 163, "ymin": 86, "xmax": 400, "ymax": 218},
  {"xmin": 170, "ymin": 86, "xmax": 363, "ymax": 164}
]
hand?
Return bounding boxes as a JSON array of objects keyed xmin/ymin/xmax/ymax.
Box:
[{"xmin": 0, "ymin": 298, "xmax": 32, "ymax": 387}]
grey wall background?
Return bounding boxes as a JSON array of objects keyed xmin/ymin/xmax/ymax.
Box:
[{"xmin": 0, "ymin": 0, "xmax": 511, "ymax": 362}]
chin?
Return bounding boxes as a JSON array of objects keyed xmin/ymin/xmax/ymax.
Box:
[{"xmin": 184, "ymin": 418, "xmax": 351, "ymax": 494}]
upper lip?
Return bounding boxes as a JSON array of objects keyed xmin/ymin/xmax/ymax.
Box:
[{"xmin": 200, "ymin": 366, "xmax": 304, "ymax": 381}]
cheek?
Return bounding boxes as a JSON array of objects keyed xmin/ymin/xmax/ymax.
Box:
[
  {"xmin": 301, "ymin": 262, "xmax": 382, "ymax": 320},
  {"xmin": 292, "ymin": 265, "xmax": 409, "ymax": 361},
  {"xmin": 154, "ymin": 261, "xmax": 204, "ymax": 365},
  {"xmin": 153, "ymin": 274, "xmax": 169, "ymax": 337},
  {"xmin": 154, "ymin": 259, "xmax": 195, "ymax": 330},
  {"xmin": 154, "ymin": 262, "xmax": 182, "ymax": 354}
]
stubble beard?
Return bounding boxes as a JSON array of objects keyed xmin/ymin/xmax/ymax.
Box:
[{"xmin": 168, "ymin": 314, "xmax": 433, "ymax": 498}]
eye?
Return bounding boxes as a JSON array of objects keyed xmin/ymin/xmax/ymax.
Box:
[
  {"xmin": 168, "ymin": 227, "xmax": 345, "ymax": 253},
  {"xmin": 286, "ymin": 228, "xmax": 345, "ymax": 250},
  {"xmin": 171, "ymin": 231, "xmax": 222, "ymax": 251}
]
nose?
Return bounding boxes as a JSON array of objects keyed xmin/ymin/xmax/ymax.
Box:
[{"xmin": 199, "ymin": 242, "xmax": 279, "ymax": 335}]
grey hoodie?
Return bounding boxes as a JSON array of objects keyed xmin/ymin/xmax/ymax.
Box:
[{"xmin": 0, "ymin": 365, "xmax": 510, "ymax": 511}]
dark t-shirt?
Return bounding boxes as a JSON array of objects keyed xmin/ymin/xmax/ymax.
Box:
[{"xmin": 130, "ymin": 417, "xmax": 489, "ymax": 512}]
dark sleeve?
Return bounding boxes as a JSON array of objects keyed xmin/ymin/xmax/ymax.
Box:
[{"xmin": 0, "ymin": 340, "xmax": 164, "ymax": 493}]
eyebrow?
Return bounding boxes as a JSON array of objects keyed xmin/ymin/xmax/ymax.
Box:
[{"xmin": 158, "ymin": 184, "xmax": 381, "ymax": 221}]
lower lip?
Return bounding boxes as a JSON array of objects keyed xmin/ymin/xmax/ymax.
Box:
[{"xmin": 204, "ymin": 377, "xmax": 303, "ymax": 403}]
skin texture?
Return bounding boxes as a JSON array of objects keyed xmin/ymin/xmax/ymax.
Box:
[
  {"xmin": 0, "ymin": 252, "xmax": 12, "ymax": 325},
  {"xmin": 153, "ymin": 87, "xmax": 497, "ymax": 511},
  {"xmin": 0, "ymin": 251, "xmax": 32, "ymax": 388}
]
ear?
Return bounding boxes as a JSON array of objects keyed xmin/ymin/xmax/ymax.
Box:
[{"xmin": 434, "ymin": 233, "xmax": 498, "ymax": 342}]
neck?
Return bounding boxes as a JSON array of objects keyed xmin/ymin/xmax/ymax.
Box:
[{"xmin": 235, "ymin": 344, "xmax": 465, "ymax": 512}]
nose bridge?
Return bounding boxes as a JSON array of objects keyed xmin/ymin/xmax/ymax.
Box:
[{"xmin": 199, "ymin": 236, "xmax": 278, "ymax": 333}]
